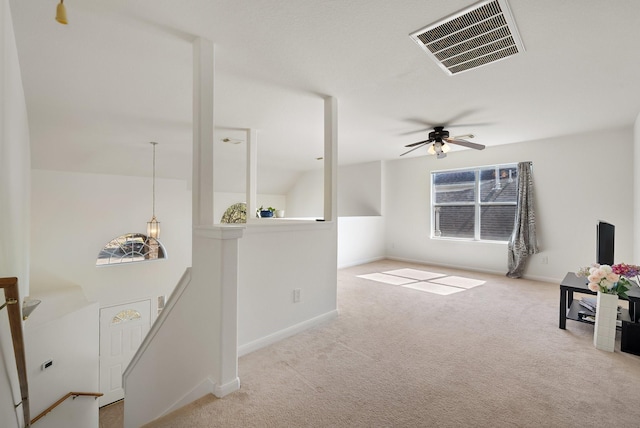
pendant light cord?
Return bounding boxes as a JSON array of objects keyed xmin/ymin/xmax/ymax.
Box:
[{"xmin": 151, "ymin": 142, "xmax": 157, "ymax": 218}]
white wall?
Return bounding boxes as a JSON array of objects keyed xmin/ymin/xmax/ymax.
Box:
[
  {"xmin": 123, "ymin": 269, "xmax": 209, "ymax": 428},
  {"xmin": 338, "ymin": 216, "xmax": 385, "ymax": 268},
  {"xmin": 335, "ymin": 162, "xmax": 386, "ymax": 267},
  {"xmin": 30, "ymin": 170, "xmax": 191, "ymax": 308},
  {"xmin": 237, "ymin": 222, "xmax": 338, "ymax": 354},
  {"xmin": 338, "ymin": 161, "xmax": 383, "ymax": 216},
  {"xmin": 286, "ymin": 168, "xmax": 324, "ymax": 218},
  {"xmin": 385, "ymin": 127, "xmax": 635, "ymax": 283},
  {"xmin": 0, "ymin": 0, "xmax": 30, "ymax": 425},
  {"xmin": 25, "ymin": 289, "xmax": 99, "ymax": 428},
  {"xmin": 286, "ymin": 162, "xmax": 386, "ymax": 268},
  {"xmin": 286, "ymin": 162, "xmax": 385, "ymax": 219}
]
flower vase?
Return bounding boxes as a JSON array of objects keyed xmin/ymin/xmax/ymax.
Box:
[{"xmin": 593, "ymin": 291, "xmax": 618, "ymax": 352}]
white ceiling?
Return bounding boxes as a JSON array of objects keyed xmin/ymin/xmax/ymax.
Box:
[{"xmin": 9, "ymin": 1, "xmax": 640, "ymax": 193}]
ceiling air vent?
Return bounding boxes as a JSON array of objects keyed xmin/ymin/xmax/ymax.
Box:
[{"xmin": 410, "ymin": 0, "xmax": 524, "ymax": 75}]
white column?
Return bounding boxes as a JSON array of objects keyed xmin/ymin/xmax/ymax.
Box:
[
  {"xmin": 192, "ymin": 38, "xmax": 214, "ymax": 227},
  {"xmin": 215, "ymin": 228, "xmax": 243, "ymax": 396},
  {"xmin": 324, "ymin": 96, "xmax": 338, "ymax": 221},
  {"xmin": 246, "ymin": 129, "xmax": 258, "ymax": 221},
  {"xmin": 191, "ymin": 37, "xmax": 243, "ymax": 397}
]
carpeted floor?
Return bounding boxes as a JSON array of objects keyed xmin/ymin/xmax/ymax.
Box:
[{"xmin": 102, "ymin": 260, "xmax": 640, "ymax": 427}]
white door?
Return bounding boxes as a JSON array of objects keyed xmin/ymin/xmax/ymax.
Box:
[{"xmin": 99, "ymin": 300, "xmax": 151, "ymax": 407}]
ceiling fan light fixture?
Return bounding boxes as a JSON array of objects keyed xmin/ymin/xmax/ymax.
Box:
[
  {"xmin": 401, "ymin": 125, "xmax": 485, "ymax": 157},
  {"xmin": 427, "ymin": 141, "xmax": 450, "ymax": 156},
  {"xmin": 55, "ymin": 0, "xmax": 68, "ymax": 25}
]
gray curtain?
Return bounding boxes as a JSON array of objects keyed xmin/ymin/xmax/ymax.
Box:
[{"xmin": 506, "ymin": 161, "xmax": 538, "ymax": 278}]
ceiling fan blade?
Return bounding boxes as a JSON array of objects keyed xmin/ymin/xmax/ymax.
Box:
[
  {"xmin": 404, "ymin": 139, "xmax": 430, "ymax": 148},
  {"xmin": 400, "ymin": 143, "xmax": 427, "ymax": 156},
  {"xmin": 451, "ymin": 134, "xmax": 474, "ymax": 140},
  {"xmin": 445, "ymin": 138, "xmax": 486, "ymax": 150}
]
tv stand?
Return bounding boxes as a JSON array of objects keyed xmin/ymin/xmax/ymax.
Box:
[{"xmin": 559, "ymin": 272, "xmax": 640, "ymax": 355}]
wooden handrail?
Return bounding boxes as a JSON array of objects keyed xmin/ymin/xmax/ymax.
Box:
[
  {"xmin": 0, "ymin": 277, "xmax": 30, "ymax": 427},
  {"xmin": 31, "ymin": 392, "xmax": 104, "ymax": 425}
]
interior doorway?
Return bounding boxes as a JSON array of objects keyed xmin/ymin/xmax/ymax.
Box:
[{"xmin": 99, "ymin": 300, "xmax": 151, "ymax": 407}]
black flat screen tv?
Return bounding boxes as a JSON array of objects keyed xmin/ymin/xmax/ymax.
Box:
[{"xmin": 596, "ymin": 221, "xmax": 615, "ymax": 265}]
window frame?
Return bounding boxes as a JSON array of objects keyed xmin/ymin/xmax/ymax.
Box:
[
  {"xmin": 431, "ymin": 163, "xmax": 518, "ymax": 242},
  {"xmin": 96, "ymin": 233, "xmax": 167, "ymax": 266}
]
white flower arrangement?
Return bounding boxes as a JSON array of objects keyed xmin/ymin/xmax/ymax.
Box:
[{"xmin": 576, "ymin": 263, "xmax": 630, "ymax": 298}]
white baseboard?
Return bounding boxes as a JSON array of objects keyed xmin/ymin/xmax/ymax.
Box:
[
  {"xmin": 156, "ymin": 376, "xmax": 241, "ymax": 420},
  {"xmin": 386, "ymin": 256, "xmax": 560, "ymax": 284},
  {"xmin": 160, "ymin": 377, "xmax": 216, "ymax": 418},
  {"xmin": 386, "ymin": 256, "xmax": 506, "ymax": 276},
  {"xmin": 238, "ymin": 309, "xmax": 339, "ymax": 357},
  {"xmin": 338, "ymin": 256, "xmax": 385, "ymax": 269},
  {"xmin": 214, "ymin": 377, "xmax": 241, "ymax": 398}
]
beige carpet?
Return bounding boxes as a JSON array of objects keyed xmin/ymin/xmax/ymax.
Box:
[{"xmin": 104, "ymin": 260, "xmax": 640, "ymax": 427}]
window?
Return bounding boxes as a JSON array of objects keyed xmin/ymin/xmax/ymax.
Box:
[
  {"xmin": 220, "ymin": 202, "xmax": 247, "ymax": 223},
  {"xmin": 96, "ymin": 233, "xmax": 167, "ymax": 266},
  {"xmin": 431, "ymin": 164, "xmax": 517, "ymax": 241},
  {"xmin": 111, "ymin": 309, "xmax": 142, "ymax": 324}
]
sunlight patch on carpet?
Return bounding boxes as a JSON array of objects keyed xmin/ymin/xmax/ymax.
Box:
[
  {"xmin": 357, "ymin": 269, "xmax": 486, "ymax": 295},
  {"xmin": 383, "ymin": 268, "xmax": 446, "ymax": 281},
  {"xmin": 430, "ymin": 276, "xmax": 485, "ymax": 289},
  {"xmin": 402, "ymin": 282, "xmax": 465, "ymax": 295},
  {"xmin": 356, "ymin": 273, "xmax": 417, "ymax": 285}
]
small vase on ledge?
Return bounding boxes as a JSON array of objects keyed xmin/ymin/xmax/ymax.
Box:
[{"xmin": 593, "ymin": 291, "xmax": 618, "ymax": 352}]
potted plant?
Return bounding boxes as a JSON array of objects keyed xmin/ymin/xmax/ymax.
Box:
[{"xmin": 257, "ymin": 206, "xmax": 276, "ymax": 218}]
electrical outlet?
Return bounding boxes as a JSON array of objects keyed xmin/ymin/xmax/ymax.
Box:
[
  {"xmin": 41, "ymin": 359, "xmax": 53, "ymax": 370},
  {"xmin": 541, "ymin": 256, "xmax": 548, "ymax": 265},
  {"xmin": 293, "ymin": 289, "xmax": 301, "ymax": 303}
]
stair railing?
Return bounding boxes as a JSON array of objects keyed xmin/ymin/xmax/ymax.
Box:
[
  {"xmin": 30, "ymin": 392, "xmax": 103, "ymax": 425},
  {"xmin": 0, "ymin": 277, "xmax": 30, "ymax": 426}
]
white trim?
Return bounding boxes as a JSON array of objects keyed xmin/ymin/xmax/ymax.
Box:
[
  {"xmin": 193, "ymin": 225, "xmax": 245, "ymax": 240},
  {"xmin": 243, "ymin": 221, "xmax": 332, "ymax": 234},
  {"xmin": 155, "ymin": 375, "xmax": 241, "ymax": 419},
  {"xmin": 338, "ymin": 256, "xmax": 386, "ymax": 269},
  {"xmin": 431, "ymin": 161, "xmax": 519, "ymax": 174},
  {"xmin": 158, "ymin": 377, "xmax": 216, "ymax": 418},
  {"xmin": 214, "ymin": 377, "xmax": 241, "ymax": 398},
  {"xmin": 238, "ymin": 310, "xmax": 339, "ymax": 357}
]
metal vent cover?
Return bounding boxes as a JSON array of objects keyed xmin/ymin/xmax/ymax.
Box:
[{"xmin": 410, "ymin": 0, "xmax": 524, "ymax": 75}]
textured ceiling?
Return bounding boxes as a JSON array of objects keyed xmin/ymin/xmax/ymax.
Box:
[{"xmin": 9, "ymin": 0, "xmax": 640, "ymax": 193}]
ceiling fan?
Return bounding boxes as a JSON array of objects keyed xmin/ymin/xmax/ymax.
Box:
[{"xmin": 401, "ymin": 126, "xmax": 485, "ymax": 159}]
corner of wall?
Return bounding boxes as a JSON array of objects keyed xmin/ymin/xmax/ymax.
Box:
[
  {"xmin": 1, "ymin": 1, "xmax": 32, "ymax": 426},
  {"xmin": 634, "ymin": 112, "xmax": 640, "ymax": 262}
]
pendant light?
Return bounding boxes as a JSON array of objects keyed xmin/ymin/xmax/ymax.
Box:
[
  {"xmin": 147, "ymin": 142, "xmax": 160, "ymax": 239},
  {"xmin": 55, "ymin": 0, "xmax": 68, "ymax": 25}
]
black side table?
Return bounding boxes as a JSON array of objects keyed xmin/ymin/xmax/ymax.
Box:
[{"xmin": 559, "ymin": 272, "xmax": 640, "ymax": 355}]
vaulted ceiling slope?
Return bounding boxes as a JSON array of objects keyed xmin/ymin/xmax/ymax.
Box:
[{"xmin": 9, "ymin": 0, "xmax": 640, "ymax": 190}]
